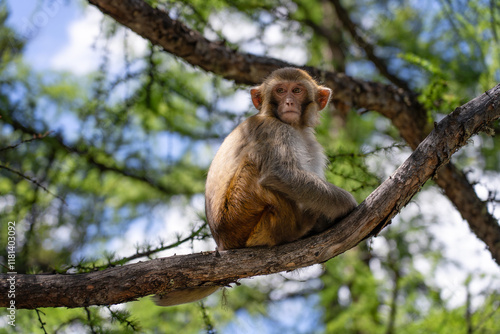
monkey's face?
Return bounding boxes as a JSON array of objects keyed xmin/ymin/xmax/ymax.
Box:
[
  {"xmin": 250, "ymin": 68, "xmax": 331, "ymax": 127},
  {"xmin": 271, "ymin": 82, "xmax": 308, "ymax": 125}
]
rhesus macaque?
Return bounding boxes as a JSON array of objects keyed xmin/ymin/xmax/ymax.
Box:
[{"xmin": 155, "ymin": 67, "xmax": 357, "ymax": 306}]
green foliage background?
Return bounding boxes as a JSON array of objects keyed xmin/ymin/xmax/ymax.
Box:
[{"xmin": 0, "ymin": 0, "xmax": 499, "ymax": 333}]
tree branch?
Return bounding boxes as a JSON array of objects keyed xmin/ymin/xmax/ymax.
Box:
[{"xmin": 2, "ymin": 85, "xmax": 498, "ymax": 309}]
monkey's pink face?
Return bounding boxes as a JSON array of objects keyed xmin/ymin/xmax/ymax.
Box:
[{"xmin": 272, "ymin": 82, "xmax": 308, "ymax": 125}]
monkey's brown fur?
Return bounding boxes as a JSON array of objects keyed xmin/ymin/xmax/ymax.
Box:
[{"xmin": 155, "ymin": 68, "xmax": 357, "ymax": 306}]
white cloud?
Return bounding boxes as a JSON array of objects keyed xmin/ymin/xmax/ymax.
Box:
[
  {"xmin": 208, "ymin": 11, "xmax": 258, "ymax": 43},
  {"xmin": 50, "ymin": 6, "xmax": 147, "ymax": 75}
]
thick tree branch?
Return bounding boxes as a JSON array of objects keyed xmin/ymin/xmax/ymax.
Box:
[{"xmin": 2, "ymin": 85, "xmax": 498, "ymax": 309}]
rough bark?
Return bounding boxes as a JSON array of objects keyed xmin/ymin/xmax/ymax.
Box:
[
  {"xmin": 1, "ymin": 85, "xmax": 498, "ymax": 309},
  {"xmin": 87, "ymin": 0, "xmax": 500, "ymax": 265}
]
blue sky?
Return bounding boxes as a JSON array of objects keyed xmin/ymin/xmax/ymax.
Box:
[
  {"xmin": 7, "ymin": 0, "xmax": 78, "ymax": 70},
  {"xmin": 6, "ymin": 0, "xmax": 148, "ymax": 75}
]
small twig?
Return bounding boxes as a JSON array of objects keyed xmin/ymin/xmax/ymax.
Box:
[
  {"xmin": 199, "ymin": 301, "xmax": 217, "ymax": 334},
  {"xmin": 0, "ymin": 131, "xmax": 53, "ymax": 153},
  {"xmin": 63, "ymin": 222, "xmax": 209, "ymax": 272},
  {"xmin": 106, "ymin": 306, "xmax": 141, "ymax": 332},
  {"xmin": 35, "ymin": 309, "xmax": 48, "ymax": 334},
  {"xmin": 84, "ymin": 307, "xmax": 98, "ymax": 334},
  {"xmin": 328, "ymin": 143, "xmax": 408, "ymax": 159},
  {"xmin": 0, "ymin": 164, "xmax": 67, "ymax": 205}
]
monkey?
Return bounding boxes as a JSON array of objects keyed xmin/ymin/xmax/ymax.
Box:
[{"xmin": 154, "ymin": 67, "xmax": 357, "ymax": 306}]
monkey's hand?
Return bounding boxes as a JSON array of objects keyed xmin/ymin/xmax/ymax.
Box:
[{"xmin": 260, "ymin": 171, "xmax": 357, "ymax": 222}]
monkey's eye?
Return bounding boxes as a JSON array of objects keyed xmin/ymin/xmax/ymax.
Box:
[
  {"xmin": 292, "ymin": 87, "xmax": 302, "ymax": 94},
  {"xmin": 276, "ymin": 87, "xmax": 285, "ymax": 94}
]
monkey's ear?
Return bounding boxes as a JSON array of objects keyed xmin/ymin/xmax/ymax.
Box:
[
  {"xmin": 250, "ymin": 87, "xmax": 263, "ymax": 110},
  {"xmin": 317, "ymin": 88, "xmax": 332, "ymax": 110}
]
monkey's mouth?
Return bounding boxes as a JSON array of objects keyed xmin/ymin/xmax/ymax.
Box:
[{"xmin": 281, "ymin": 110, "xmax": 301, "ymax": 124}]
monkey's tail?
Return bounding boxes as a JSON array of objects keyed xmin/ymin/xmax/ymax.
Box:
[{"xmin": 153, "ymin": 286, "xmax": 219, "ymax": 307}]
